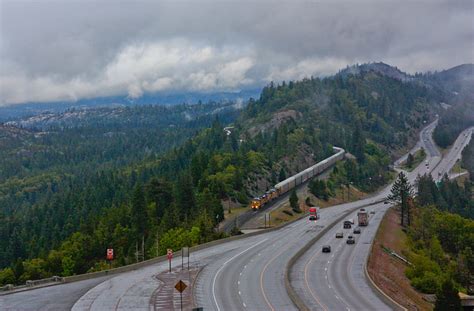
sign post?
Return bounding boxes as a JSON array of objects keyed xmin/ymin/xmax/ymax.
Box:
[
  {"xmin": 182, "ymin": 247, "xmax": 189, "ymax": 269},
  {"xmin": 167, "ymin": 249, "xmax": 173, "ymax": 273},
  {"xmin": 175, "ymin": 280, "xmax": 187, "ymax": 311},
  {"xmin": 106, "ymin": 248, "xmax": 114, "ymax": 269}
]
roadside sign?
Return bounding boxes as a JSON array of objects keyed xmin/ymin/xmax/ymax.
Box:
[
  {"xmin": 167, "ymin": 249, "xmax": 173, "ymax": 273},
  {"xmin": 106, "ymin": 248, "xmax": 114, "ymax": 261},
  {"xmin": 175, "ymin": 280, "xmax": 187, "ymax": 293},
  {"xmin": 182, "ymin": 247, "xmax": 189, "ymax": 257},
  {"xmin": 175, "ymin": 280, "xmax": 187, "ymax": 310}
]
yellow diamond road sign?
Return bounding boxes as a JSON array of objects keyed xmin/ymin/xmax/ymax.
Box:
[{"xmin": 175, "ymin": 280, "xmax": 187, "ymax": 293}]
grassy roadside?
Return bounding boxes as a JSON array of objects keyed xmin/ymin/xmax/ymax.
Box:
[
  {"xmin": 401, "ymin": 149, "xmax": 427, "ymax": 172},
  {"xmin": 367, "ymin": 207, "xmax": 433, "ymax": 311},
  {"xmin": 268, "ymin": 184, "xmax": 367, "ymax": 227}
]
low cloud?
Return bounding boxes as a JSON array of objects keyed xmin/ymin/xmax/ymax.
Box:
[{"xmin": 0, "ymin": 0, "xmax": 473, "ymax": 105}]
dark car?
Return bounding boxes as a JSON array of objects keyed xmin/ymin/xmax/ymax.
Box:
[
  {"xmin": 343, "ymin": 221, "xmax": 352, "ymax": 229},
  {"xmin": 384, "ymin": 201, "xmax": 389, "ymax": 204},
  {"xmin": 335, "ymin": 232, "xmax": 343, "ymax": 238},
  {"xmin": 322, "ymin": 245, "xmax": 331, "ymax": 253},
  {"xmin": 370, "ymin": 211, "xmax": 375, "ymax": 214},
  {"xmin": 346, "ymin": 235, "xmax": 355, "ymax": 244},
  {"xmin": 353, "ymin": 227, "xmax": 361, "ymax": 234},
  {"xmin": 309, "ymin": 215, "xmax": 317, "ymax": 221}
]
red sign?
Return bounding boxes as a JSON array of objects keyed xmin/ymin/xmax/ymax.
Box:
[
  {"xmin": 106, "ymin": 248, "xmax": 114, "ymax": 261},
  {"xmin": 167, "ymin": 249, "xmax": 173, "ymax": 260}
]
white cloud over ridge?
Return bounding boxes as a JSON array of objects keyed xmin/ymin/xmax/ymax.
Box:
[
  {"xmin": 1, "ymin": 40, "xmax": 258, "ymax": 103},
  {"xmin": 0, "ymin": 0, "xmax": 473, "ymax": 105}
]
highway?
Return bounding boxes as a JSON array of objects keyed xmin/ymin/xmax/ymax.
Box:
[
  {"xmin": 1, "ymin": 120, "xmax": 470, "ymax": 311},
  {"xmin": 431, "ymin": 126, "xmax": 473, "ymax": 181},
  {"xmin": 193, "ymin": 120, "xmax": 443, "ymax": 310},
  {"xmin": 289, "ymin": 123, "xmax": 472, "ymax": 310}
]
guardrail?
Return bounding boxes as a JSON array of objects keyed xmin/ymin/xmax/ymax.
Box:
[
  {"xmin": 284, "ymin": 199, "xmax": 385, "ymax": 311},
  {"xmin": 1, "ymin": 207, "xmax": 310, "ymax": 296},
  {"xmin": 365, "ymin": 231, "xmax": 408, "ymax": 311}
]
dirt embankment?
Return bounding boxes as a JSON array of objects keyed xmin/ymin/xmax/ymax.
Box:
[{"xmin": 368, "ymin": 207, "xmax": 433, "ymax": 311}]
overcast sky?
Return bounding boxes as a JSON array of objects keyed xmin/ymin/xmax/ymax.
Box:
[{"xmin": 0, "ymin": 0, "xmax": 473, "ymax": 105}]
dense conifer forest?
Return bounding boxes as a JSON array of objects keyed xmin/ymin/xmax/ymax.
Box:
[{"xmin": 0, "ymin": 66, "xmax": 468, "ymax": 285}]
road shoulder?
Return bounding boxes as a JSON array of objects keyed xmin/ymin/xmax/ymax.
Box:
[{"xmin": 367, "ymin": 207, "xmax": 433, "ymax": 311}]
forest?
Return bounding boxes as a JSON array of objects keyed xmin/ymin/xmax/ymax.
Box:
[
  {"xmin": 0, "ymin": 69, "xmax": 448, "ymax": 285},
  {"xmin": 433, "ymin": 102, "xmax": 474, "ymax": 148},
  {"xmin": 400, "ymin": 173, "xmax": 474, "ymax": 299}
]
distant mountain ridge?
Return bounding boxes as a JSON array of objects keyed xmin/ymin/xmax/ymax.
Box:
[
  {"xmin": 0, "ymin": 89, "xmax": 260, "ymax": 122},
  {"xmin": 339, "ymin": 62, "xmax": 473, "ymax": 105},
  {"xmin": 338, "ymin": 62, "xmax": 414, "ymax": 81}
]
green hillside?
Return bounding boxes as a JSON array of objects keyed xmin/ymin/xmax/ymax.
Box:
[{"xmin": 0, "ymin": 67, "xmax": 445, "ymax": 285}]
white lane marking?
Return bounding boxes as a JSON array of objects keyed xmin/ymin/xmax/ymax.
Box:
[
  {"xmin": 239, "ymin": 291, "xmax": 242, "ymax": 295},
  {"xmin": 243, "ymin": 302, "xmax": 247, "ymax": 308},
  {"xmin": 238, "ymin": 281, "xmax": 240, "ymax": 285},
  {"xmin": 212, "ymin": 238, "xmax": 268, "ymax": 311}
]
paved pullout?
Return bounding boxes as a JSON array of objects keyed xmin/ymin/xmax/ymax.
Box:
[{"xmin": 290, "ymin": 123, "xmax": 472, "ymax": 310}]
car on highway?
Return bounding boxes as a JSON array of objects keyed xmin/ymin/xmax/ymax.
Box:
[
  {"xmin": 384, "ymin": 201, "xmax": 389, "ymax": 204},
  {"xmin": 343, "ymin": 220, "xmax": 352, "ymax": 229},
  {"xmin": 346, "ymin": 236, "xmax": 355, "ymax": 244},
  {"xmin": 335, "ymin": 232, "xmax": 343, "ymax": 238},
  {"xmin": 353, "ymin": 227, "xmax": 361, "ymax": 234},
  {"xmin": 322, "ymin": 245, "xmax": 331, "ymax": 253},
  {"xmin": 370, "ymin": 210, "xmax": 375, "ymax": 214},
  {"xmin": 309, "ymin": 215, "xmax": 317, "ymax": 221}
]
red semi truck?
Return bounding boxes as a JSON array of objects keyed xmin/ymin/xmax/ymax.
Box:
[{"xmin": 309, "ymin": 207, "xmax": 320, "ymax": 221}]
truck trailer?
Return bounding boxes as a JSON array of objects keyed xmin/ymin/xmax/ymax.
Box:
[{"xmin": 357, "ymin": 209, "xmax": 369, "ymax": 226}]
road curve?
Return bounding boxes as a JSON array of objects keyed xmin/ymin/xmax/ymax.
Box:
[
  {"xmin": 290, "ymin": 122, "xmax": 472, "ymax": 310},
  {"xmin": 194, "ymin": 121, "xmax": 441, "ymax": 311}
]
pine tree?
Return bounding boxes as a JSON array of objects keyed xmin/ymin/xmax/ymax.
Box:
[
  {"xmin": 351, "ymin": 121, "xmax": 366, "ymax": 163},
  {"xmin": 146, "ymin": 178, "xmax": 172, "ymax": 221},
  {"xmin": 131, "ymin": 184, "xmax": 147, "ymax": 241},
  {"xmin": 406, "ymin": 153, "xmax": 414, "ymax": 168},
  {"xmin": 279, "ymin": 168, "xmax": 286, "ymax": 182},
  {"xmin": 387, "ymin": 172, "xmax": 414, "ymax": 227},
  {"xmin": 289, "ymin": 189, "xmax": 300, "ymax": 212}
]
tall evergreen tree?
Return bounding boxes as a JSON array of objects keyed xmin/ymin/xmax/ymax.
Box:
[
  {"xmin": 289, "ymin": 189, "xmax": 300, "ymax": 212},
  {"xmin": 351, "ymin": 121, "xmax": 366, "ymax": 162},
  {"xmin": 278, "ymin": 167, "xmax": 286, "ymax": 182},
  {"xmin": 146, "ymin": 178, "xmax": 173, "ymax": 221},
  {"xmin": 131, "ymin": 184, "xmax": 147, "ymax": 241},
  {"xmin": 406, "ymin": 153, "xmax": 414, "ymax": 168},
  {"xmin": 387, "ymin": 172, "xmax": 414, "ymax": 227}
]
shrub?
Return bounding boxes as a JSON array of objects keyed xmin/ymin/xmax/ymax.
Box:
[{"xmin": 411, "ymin": 271, "xmax": 442, "ymax": 294}]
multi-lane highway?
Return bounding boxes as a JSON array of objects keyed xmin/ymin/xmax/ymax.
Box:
[
  {"xmin": 289, "ymin": 123, "xmax": 472, "ymax": 311},
  {"xmin": 194, "ymin": 120, "xmax": 445, "ymax": 311},
  {"xmin": 1, "ymin": 119, "xmax": 471, "ymax": 311},
  {"xmin": 431, "ymin": 126, "xmax": 473, "ymax": 181}
]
